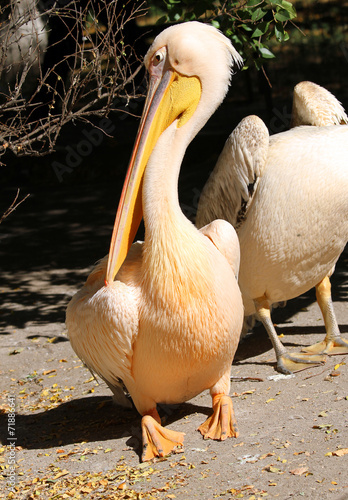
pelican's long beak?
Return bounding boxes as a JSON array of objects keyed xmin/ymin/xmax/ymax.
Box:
[{"xmin": 105, "ymin": 67, "xmax": 201, "ymax": 285}]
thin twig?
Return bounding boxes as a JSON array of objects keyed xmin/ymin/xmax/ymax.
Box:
[
  {"xmin": 0, "ymin": 189, "xmax": 30, "ymax": 224},
  {"xmin": 303, "ymin": 367, "xmax": 329, "ymax": 380}
]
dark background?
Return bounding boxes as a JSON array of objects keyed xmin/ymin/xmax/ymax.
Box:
[{"xmin": 1, "ymin": 0, "xmax": 347, "ymax": 284}]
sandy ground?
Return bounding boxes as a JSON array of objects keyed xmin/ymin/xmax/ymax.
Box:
[{"xmin": 0, "ymin": 181, "xmax": 347, "ymax": 500}]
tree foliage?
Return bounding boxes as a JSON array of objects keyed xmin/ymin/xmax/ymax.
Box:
[
  {"xmin": 0, "ymin": 0, "xmax": 296, "ymax": 164},
  {"xmin": 155, "ymin": 0, "xmax": 297, "ymax": 69}
]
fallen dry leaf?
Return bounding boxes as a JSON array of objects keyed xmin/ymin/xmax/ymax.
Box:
[
  {"xmin": 9, "ymin": 348, "xmax": 24, "ymax": 355},
  {"xmin": 332, "ymin": 448, "xmax": 348, "ymax": 457},
  {"xmin": 84, "ymin": 377, "xmax": 95, "ymax": 383},
  {"xmin": 53, "ymin": 470, "xmax": 69, "ymax": 480},
  {"xmin": 290, "ymin": 467, "xmax": 308, "ymax": 476},
  {"xmin": 260, "ymin": 452, "xmax": 275, "ymax": 460},
  {"xmin": 264, "ymin": 465, "xmax": 284, "ymax": 474}
]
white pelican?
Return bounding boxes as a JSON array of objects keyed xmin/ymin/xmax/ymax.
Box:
[
  {"xmin": 0, "ymin": 0, "xmax": 48, "ymax": 97},
  {"xmin": 196, "ymin": 83, "xmax": 348, "ymax": 374},
  {"xmin": 67, "ymin": 22, "xmax": 244, "ymax": 461}
]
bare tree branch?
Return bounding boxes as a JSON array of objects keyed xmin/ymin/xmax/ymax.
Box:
[
  {"xmin": 0, "ymin": 189, "xmax": 30, "ymax": 224},
  {"xmin": 0, "ymin": 0, "xmax": 148, "ymax": 160}
]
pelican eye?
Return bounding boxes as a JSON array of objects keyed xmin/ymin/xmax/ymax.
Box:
[{"xmin": 153, "ymin": 50, "xmax": 164, "ymax": 65}]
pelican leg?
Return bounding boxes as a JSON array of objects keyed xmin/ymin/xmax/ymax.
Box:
[
  {"xmin": 198, "ymin": 393, "xmax": 239, "ymax": 440},
  {"xmin": 141, "ymin": 408, "xmax": 185, "ymax": 462},
  {"xmin": 302, "ymin": 277, "xmax": 348, "ymax": 355},
  {"xmin": 255, "ymin": 296, "xmax": 326, "ymax": 374}
]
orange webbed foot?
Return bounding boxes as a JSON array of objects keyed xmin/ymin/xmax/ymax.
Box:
[
  {"xmin": 277, "ymin": 352, "xmax": 326, "ymax": 374},
  {"xmin": 141, "ymin": 411, "xmax": 185, "ymax": 462},
  {"xmin": 302, "ymin": 336, "xmax": 348, "ymax": 356},
  {"xmin": 198, "ymin": 394, "xmax": 238, "ymax": 441}
]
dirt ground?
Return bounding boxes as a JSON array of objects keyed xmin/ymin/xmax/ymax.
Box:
[{"xmin": 0, "ymin": 175, "xmax": 348, "ymax": 500}]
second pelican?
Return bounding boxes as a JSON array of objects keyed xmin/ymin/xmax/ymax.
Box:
[{"xmin": 197, "ymin": 83, "xmax": 348, "ymax": 374}]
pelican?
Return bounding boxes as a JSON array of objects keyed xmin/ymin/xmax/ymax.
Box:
[
  {"xmin": 0, "ymin": 0, "xmax": 48, "ymax": 97},
  {"xmin": 66, "ymin": 22, "xmax": 244, "ymax": 461},
  {"xmin": 196, "ymin": 83, "xmax": 348, "ymax": 374}
]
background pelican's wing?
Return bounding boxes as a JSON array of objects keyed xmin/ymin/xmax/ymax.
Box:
[{"xmin": 196, "ymin": 115, "xmax": 269, "ymax": 230}]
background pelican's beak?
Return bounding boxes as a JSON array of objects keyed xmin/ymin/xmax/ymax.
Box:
[{"xmin": 105, "ymin": 69, "xmax": 201, "ymax": 284}]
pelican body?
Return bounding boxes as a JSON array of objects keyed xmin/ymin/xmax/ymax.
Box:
[
  {"xmin": 67, "ymin": 22, "xmax": 243, "ymax": 461},
  {"xmin": 238, "ymin": 124, "xmax": 348, "ymax": 311},
  {"xmin": 197, "ymin": 97, "xmax": 348, "ymax": 374}
]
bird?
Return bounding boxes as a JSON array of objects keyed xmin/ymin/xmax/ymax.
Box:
[
  {"xmin": 0, "ymin": 0, "xmax": 48, "ymax": 98},
  {"xmin": 196, "ymin": 82, "xmax": 348, "ymax": 375},
  {"xmin": 66, "ymin": 21, "xmax": 244, "ymax": 462}
]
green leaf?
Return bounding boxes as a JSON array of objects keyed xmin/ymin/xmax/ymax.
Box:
[
  {"xmin": 274, "ymin": 10, "xmax": 291, "ymax": 22},
  {"xmin": 211, "ymin": 19, "xmax": 220, "ymax": 29},
  {"xmin": 274, "ymin": 22, "xmax": 285, "ymax": 41},
  {"xmin": 252, "ymin": 21, "xmax": 270, "ymax": 38},
  {"xmin": 156, "ymin": 15, "xmax": 168, "ymax": 25},
  {"xmin": 248, "ymin": 0, "xmax": 263, "ymax": 6},
  {"xmin": 274, "ymin": 0, "xmax": 297, "ymax": 16},
  {"xmin": 251, "ymin": 7, "xmax": 267, "ymax": 22},
  {"xmin": 240, "ymin": 23, "xmax": 253, "ymax": 32},
  {"xmin": 254, "ymin": 58, "xmax": 263, "ymax": 70},
  {"xmin": 259, "ymin": 46, "xmax": 276, "ymax": 58}
]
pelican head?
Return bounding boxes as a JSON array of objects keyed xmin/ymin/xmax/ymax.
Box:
[{"xmin": 105, "ymin": 21, "xmax": 243, "ymax": 284}]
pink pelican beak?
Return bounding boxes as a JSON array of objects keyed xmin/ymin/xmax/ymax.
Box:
[{"xmin": 105, "ymin": 47, "xmax": 201, "ymax": 285}]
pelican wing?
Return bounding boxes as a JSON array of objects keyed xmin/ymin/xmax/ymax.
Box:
[
  {"xmin": 196, "ymin": 115, "xmax": 269, "ymax": 230},
  {"xmin": 291, "ymin": 81, "xmax": 348, "ymax": 127},
  {"xmin": 66, "ymin": 246, "xmax": 142, "ymax": 408},
  {"xmin": 200, "ymin": 219, "xmax": 240, "ymax": 279}
]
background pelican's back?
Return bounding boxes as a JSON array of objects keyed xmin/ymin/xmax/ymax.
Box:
[{"xmin": 238, "ymin": 125, "xmax": 348, "ymax": 311}]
